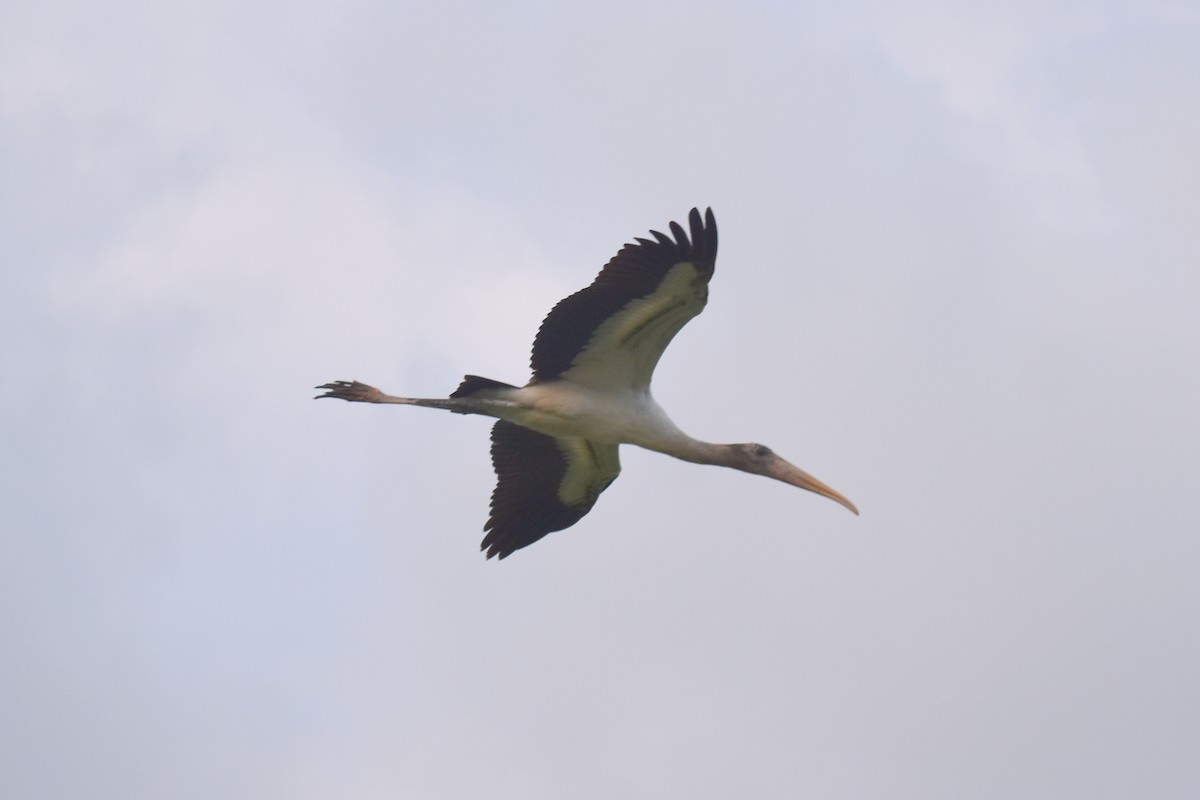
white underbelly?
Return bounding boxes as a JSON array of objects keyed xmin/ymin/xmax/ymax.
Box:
[{"xmin": 498, "ymin": 382, "xmax": 685, "ymax": 449}]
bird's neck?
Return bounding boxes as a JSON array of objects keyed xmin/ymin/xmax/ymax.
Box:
[{"xmin": 644, "ymin": 434, "xmax": 736, "ymax": 468}]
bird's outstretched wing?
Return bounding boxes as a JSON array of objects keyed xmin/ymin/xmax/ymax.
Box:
[
  {"xmin": 482, "ymin": 420, "xmax": 621, "ymax": 559},
  {"xmin": 529, "ymin": 207, "xmax": 717, "ymax": 392}
]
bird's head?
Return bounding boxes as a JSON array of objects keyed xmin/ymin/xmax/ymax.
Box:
[{"xmin": 727, "ymin": 443, "xmax": 859, "ymax": 515}]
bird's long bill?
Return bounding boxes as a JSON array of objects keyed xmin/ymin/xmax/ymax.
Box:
[{"xmin": 771, "ymin": 459, "xmax": 859, "ymax": 515}]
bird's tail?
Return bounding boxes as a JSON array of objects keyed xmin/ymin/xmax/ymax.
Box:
[{"xmin": 451, "ymin": 375, "xmax": 518, "ymax": 398}]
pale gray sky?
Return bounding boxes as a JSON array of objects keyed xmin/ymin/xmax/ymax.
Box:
[{"xmin": 3, "ymin": 2, "xmax": 1199, "ymax": 798}]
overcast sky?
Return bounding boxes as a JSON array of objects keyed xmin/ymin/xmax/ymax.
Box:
[{"xmin": 3, "ymin": 1, "xmax": 1199, "ymax": 798}]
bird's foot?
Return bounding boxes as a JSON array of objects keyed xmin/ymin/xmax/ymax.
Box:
[{"xmin": 314, "ymin": 380, "xmax": 384, "ymax": 402}]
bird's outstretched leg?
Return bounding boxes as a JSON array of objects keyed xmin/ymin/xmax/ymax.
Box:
[
  {"xmin": 314, "ymin": 380, "xmax": 473, "ymax": 413},
  {"xmin": 315, "ymin": 380, "xmax": 404, "ymax": 403}
]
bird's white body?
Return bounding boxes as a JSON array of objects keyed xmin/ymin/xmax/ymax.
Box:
[{"xmin": 475, "ymin": 382, "xmax": 694, "ymax": 456}]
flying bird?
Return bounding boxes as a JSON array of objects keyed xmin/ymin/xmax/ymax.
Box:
[{"xmin": 317, "ymin": 208, "xmax": 857, "ymax": 558}]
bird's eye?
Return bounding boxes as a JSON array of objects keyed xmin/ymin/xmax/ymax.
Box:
[{"xmin": 753, "ymin": 444, "xmax": 771, "ymax": 458}]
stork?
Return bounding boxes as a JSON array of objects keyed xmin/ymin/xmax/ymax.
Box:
[{"xmin": 317, "ymin": 208, "xmax": 857, "ymax": 558}]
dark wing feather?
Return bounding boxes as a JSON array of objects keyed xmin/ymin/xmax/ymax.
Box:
[
  {"xmin": 529, "ymin": 208, "xmax": 717, "ymax": 383},
  {"xmin": 481, "ymin": 421, "xmax": 620, "ymax": 559}
]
